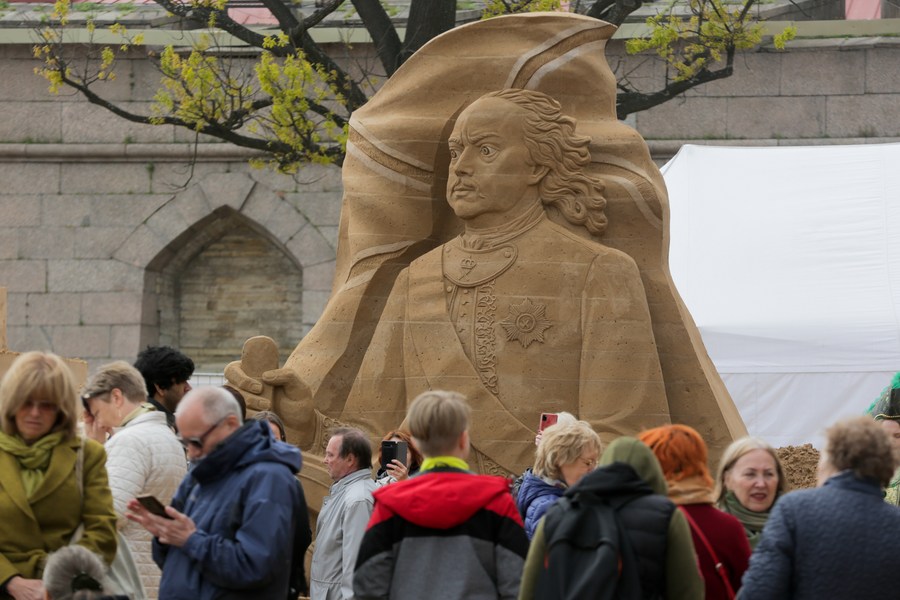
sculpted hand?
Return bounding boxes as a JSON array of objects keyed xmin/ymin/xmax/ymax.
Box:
[
  {"xmin": 6, "ymin": 576, "xmax": 44, "ymax": 600},
  {"xmin": 262, "ymin": 368, "xmax": 315, "ymax": 448},
  {"xmin": 126, "ymin": 499, "xmax": 196, "ymax": 547},
  {"xmin": 385, "ymin": 459, "xmax": 409, "ymax": 481},
  {"xmin": 225, "ymin": 336, "xmax": 315, "ymax": 448}
]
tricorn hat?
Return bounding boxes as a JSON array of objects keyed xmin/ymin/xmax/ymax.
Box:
[{"xmin": 872, "ymin": 372, "xmax": 900, "ymax": 421}]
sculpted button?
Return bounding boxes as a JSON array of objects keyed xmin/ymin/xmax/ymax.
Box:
[
  {"xmin": 503, "ymin": 249, "xmax": 512, "ymax": 258},
  {"xmin": 446, "ymin": 285, "xmax": 453, "ymax": 293}
]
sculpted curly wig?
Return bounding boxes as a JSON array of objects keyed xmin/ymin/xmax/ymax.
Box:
[{"xmin": 484, "ymin": 88, "xmax": 608, "ymax": 237}]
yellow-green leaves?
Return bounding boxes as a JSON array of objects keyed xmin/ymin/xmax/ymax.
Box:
[
  {"xmin": 626, "ymin": 0, "xmax": 793, "ymax": 82},
  {"xmin": 482, "ymin": 0, "xmax": 564, "ymax": 18},
  {"xmin": 254, "ymin": 51, "xmax": 348, "ymax": 171},
  {"xmin": 36, "ymin": 0, "xmax": 145, "ymax": 93}
]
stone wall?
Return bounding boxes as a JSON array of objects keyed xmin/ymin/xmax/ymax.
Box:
[
  {"xmin": 606, "ymin": 33, "xmax": 900, "ymax": 162},
  {"xmin": 0, "ymin": 46, "xmax": 343, "ymax": 371},
  {"xmin": 1, "ymin": 28, "xmax": 899, "ymax": 371}
]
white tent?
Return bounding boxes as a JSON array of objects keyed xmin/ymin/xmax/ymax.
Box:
[{"xmin": 662, "ymin": 143, "xmax": 900, "ymax": 448}]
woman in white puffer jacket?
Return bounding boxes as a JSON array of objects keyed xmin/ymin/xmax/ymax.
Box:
[{"xmin": 82, "ymin": 361, "xmax": 187, "ymax": 600}]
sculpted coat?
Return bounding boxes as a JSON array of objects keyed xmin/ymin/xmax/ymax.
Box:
[{"xmin": 348, "ymin": 212, "xmax": 669, "ymax": 475}]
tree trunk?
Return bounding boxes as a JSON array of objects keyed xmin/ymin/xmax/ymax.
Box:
[{"xmin": 401, "ymin": 0, "xmax": 457, "ymax": 64}]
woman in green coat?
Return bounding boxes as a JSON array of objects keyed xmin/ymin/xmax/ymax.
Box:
[{"xmin": 0, "ymin": 352, "xmax": 117, "ymax": 600}]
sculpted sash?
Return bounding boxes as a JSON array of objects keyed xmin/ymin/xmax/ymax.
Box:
[{"xmin": 406, "ymin": 251, "xmax": 536, "ymax": 476}]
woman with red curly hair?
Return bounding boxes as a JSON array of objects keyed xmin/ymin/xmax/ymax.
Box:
[{"xmin": 639, "ymin": 425, "xmax": 750, "ymax": 600}]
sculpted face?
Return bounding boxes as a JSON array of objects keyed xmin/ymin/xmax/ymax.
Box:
[{"xmin": 447, "ymin": 96, "xmax": 545, "ymax": 228}]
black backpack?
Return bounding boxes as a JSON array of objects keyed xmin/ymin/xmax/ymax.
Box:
[{"xmin": 536, "ymin": 491, "xmax": 644, "ymax": 600}]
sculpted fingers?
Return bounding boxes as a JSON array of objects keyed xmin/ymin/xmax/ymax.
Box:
[{"xmin": 224, "ymin": 360, "xmax": 264, "ymax": 396}]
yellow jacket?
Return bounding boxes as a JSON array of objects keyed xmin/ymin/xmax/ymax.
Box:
[{"xmin": 0, "ymin": 436, "xmax": 117, "ymax": 588}]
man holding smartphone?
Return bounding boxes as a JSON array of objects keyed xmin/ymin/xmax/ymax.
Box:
[{"xmin": 126, "ymin": 387, "xmax": 304, "ymax": 600}]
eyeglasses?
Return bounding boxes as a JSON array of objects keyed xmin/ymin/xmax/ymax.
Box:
[
  {"xmin": 80, "ymin": 390, "xmax": 109, "ymax": 418},
  {"xmin": 22, "ymin": 399, "xmax": 59, "ymax": 413},
  {"xmin": 177, "ymin": 418, "xmax": 225, "ymax": 450},
  {"xmin": 580, "ymin": 456, "xmax": 598, "ymax": 469}
]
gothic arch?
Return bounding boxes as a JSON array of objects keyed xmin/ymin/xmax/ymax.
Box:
[{"xmin": 123, "ymin": 172, "xmax": 336, "ymax": 370}]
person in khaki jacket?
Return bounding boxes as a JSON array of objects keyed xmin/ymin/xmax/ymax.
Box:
[{"xmin": 0, "ymin": 352, "xmax": 117, "ymax": 600}]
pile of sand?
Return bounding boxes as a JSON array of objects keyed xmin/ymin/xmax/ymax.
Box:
[{"xmin": 777, "ymin": 444, "xmax": 820, "ymax": 490}]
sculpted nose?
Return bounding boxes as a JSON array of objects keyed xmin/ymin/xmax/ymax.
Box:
[{"xmin": 454, "ymin": 149, "xmax": 474, "ymax": 176}]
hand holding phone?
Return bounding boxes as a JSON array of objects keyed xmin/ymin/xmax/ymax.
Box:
[
  {"xmin": 381, "ymin": 440, "xmax": 408, "ymax": 470},
  {"xmin": 136, "ymin": 495, "xmax": 173, "ymax": 519},
  {"xmin": 539, "ymin": 413, "xmax": 559, "ymax": 432}
]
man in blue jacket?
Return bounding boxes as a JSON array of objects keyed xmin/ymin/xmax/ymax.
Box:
[{"xmin": 127, "ymin": 386, "xmax": 303, "ymax": 599}]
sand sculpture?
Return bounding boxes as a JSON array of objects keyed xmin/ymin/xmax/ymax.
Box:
[{"xmin": 225, "ymin": 13, "xmax": 746, "ymax": 503}]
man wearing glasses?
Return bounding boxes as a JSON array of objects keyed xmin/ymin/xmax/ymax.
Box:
[{"xmin": 126, "ymin": 386, "xmax": 304, "ymax": 600}]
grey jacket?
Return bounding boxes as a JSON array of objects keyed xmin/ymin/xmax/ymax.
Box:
[{"xmin": 310, "ymin": 469, "xmax": 376, "ymax": 600}]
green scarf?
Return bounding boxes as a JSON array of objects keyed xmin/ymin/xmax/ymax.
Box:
[
  {"xmin": 420, "ymin": 456, "xmax": 469, "ymax": 472},
  {"xmin": 0, "ymin": 430, "xmax": 67, "ymax": 498},
  {"xmin": 719, "ymin": 490, "xmax": 771, "ymax": 549}
]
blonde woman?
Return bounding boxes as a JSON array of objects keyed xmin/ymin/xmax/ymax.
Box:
[
  {"xmin": 714, "ymin": 437, "xmax": 788, "ymax": 548},
  {"xmin": 0, "ymin": 352, "xmax": 116, "ymax": 600},
  {"xmin": 516, "ymin": 421, "xmax": 601, "ymax": 538},
  {"xmin": 81, "ymin": 362, "xmax": 186, "ymax": 599}
]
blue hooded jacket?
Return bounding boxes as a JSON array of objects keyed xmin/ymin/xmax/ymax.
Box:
[
  {"xmin": 153, "ymin": 420, "xmax": 302, "ymax": 600},
  {"xmin": 516, "ymin": 470, "xmax": 565, "ymax": 539}
]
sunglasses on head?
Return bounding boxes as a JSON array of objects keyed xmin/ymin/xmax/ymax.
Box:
[{"xmin": 80, "ymin": 390, "xmax": 109, "ymax": 418}]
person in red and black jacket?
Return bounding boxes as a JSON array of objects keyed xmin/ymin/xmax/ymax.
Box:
[
  {"xmin": 639, "ymin": 425, "xmax": 751, "ymax": 600},
  {"xmin": 353, "ymin": 390, "xmax": 528, "ymax": 600}
]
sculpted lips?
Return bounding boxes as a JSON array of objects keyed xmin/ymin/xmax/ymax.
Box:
[{"xmin": 450, "ymin": 179, "xmax": 476, "ymax": 194}]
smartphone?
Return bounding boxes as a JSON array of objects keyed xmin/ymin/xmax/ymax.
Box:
[
  {"xmin": 539, "ymin": 413, "xmax": 559, "ymax": 432},
  {"xmin": 136, "ymin": 495, "xmax": 173, "ymax": 519},
  {"xmin": 381, "ymin": 440, "xmax": 408, "ymax": 470}
]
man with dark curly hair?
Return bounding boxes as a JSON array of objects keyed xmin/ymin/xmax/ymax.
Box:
[{"xmin": 134, "ymin": 346, "xmax": 194, "ymax": 431}]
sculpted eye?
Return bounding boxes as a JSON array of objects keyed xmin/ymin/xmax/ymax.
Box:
[
  {"xmin": 449, "ymin": 148, "xmax": 458, "ymax": 160},
  {"xmin": 480, "ymin": 145, "xmax": 495, "ymax": 157}
]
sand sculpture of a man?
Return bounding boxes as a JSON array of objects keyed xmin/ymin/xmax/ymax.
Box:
[
  {"xmin": 344, "ymin": 89, "xmax": 670, "ymax": 474},
  {"xmin": 229, "ymin": 88, "xmax": 672, "ymax": 477}
]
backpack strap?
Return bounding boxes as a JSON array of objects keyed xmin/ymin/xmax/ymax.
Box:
[{"xmin": 678, "ymin": 506, "xmax": 736, "ymax": 600}]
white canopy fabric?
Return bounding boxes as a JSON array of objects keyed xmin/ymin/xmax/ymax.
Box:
[{"xmin": 662, "ymin": 143, "xmax": 900, "ymax": 448}]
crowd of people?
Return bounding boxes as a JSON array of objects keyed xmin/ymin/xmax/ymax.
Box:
[{"xmin": 1, "ymin": 348, "xmax": 900, "ymax": 600}]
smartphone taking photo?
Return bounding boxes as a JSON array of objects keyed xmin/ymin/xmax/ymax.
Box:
[
  {"xmin": 380, "ymin": 440, "xmax": 408, "ymax": 470},
  {"xmin": 539, "ymin": 413, "xmax": 559, "ymax": 432}
]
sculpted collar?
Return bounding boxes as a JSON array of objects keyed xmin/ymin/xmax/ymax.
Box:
[
  {"xmin": 446, "ymin": 204, "xmax": 544, "ymax": 286},
  {"xmin": 458, "ymin": 201, "xmax": 544, "ymax": 250}
]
